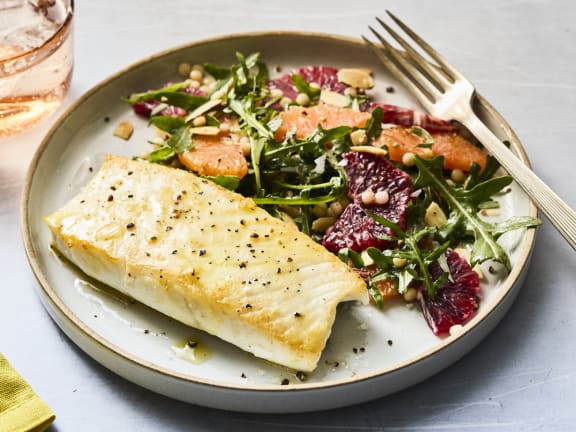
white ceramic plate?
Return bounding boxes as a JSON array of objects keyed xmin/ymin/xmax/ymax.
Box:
[{"xmin": 22, "ymin": 32, "xmax": 537, "ymax": 413}]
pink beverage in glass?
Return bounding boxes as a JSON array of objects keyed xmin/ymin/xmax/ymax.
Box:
[{"xmin": 0, "ymin": 0, "xmax": 73, "ymax": 138}]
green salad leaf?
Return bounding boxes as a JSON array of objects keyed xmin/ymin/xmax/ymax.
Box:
[
  {"xmin": 123, "ymin": 52, "xmax": 541, "ymax": 308},
  {"xmin": 413, "ymin": 155, "xmax": 541, "ymax": 270},
  {"xmin": 127, "ymin": 85, "xmax": 208, "ymax": 111},
  {"xmin": 148, "ymin": 125, "xmax": 192, "ymax": 163}
]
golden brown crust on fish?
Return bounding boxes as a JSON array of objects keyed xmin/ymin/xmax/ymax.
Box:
[{"xmin": 45, "ymin": 155, "xmax": 367, "ymax": 371}]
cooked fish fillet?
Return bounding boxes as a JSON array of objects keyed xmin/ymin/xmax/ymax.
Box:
[{"xmin": 45, "ymin": 155, "xmax": 367, "ymax": 371}]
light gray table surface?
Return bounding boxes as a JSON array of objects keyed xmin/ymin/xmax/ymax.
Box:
[{"xmin": 1, "ymin": 0, "xmax": 575, "ymax": 430}]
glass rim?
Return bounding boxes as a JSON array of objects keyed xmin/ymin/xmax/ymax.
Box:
[{"xmin": 0, "ymin": 0, "xmax": 74, "ymax": 65}]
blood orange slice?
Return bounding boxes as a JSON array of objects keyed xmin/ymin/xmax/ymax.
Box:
[
  {"xmin": 267, "ymin": 65, "xmax": 349, "ymax": 101},
  {"xmin": 369, "ymin": 102, "xmax": 456, "ymax": 132},
  {"xmin": 322, "ymin": 151, "xmax": 413, "ymax": 253},
  {"xmin": 418, "ymin": 249, "xmax": 480, "ymax": 335}
]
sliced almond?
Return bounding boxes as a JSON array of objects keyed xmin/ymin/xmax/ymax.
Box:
[
  {"xmin": 189, "ymin": 126, "xmax": 221, "ymax": 136},
  {"xmin": 185, "ymin": 99, "xmax": 222, "ymax": 122},
  {"xmin": 113, "ymin": 121, "xmax": 134, "ymax": 140},
  {"xmin": 453, "ymin": 247, "xmax": 471, "ymax": 262},
  {"xmin": 360, "ymin": 250, "xmax": 374, "ymax": 267},
  {"xmin": 350, "ymin": 129, "xmax": 368, "ymax": 146},
  {"xmin": 350, "ymin": 145, "xmax": 388, "ymax": 156},
  {"xmin": 337, "ymin": 68, "xmax": 374, "ymax": 89},
  {"xmin": 311, "ymin": 216, "xmax": 337, "ymax": 233},
  {"xmin": 424, "ymin": 201, "xmax": 448, "ymax": 227},
  {"xmin": 319, "ymin": 90, "xmax": 349, "ymax": 107}
]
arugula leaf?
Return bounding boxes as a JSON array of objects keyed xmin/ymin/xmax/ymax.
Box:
[
  {"xmin": 125, "ymin": 82, "xmax": 188, "ymax": 102},
  {"xmin": 148, "ymin": 146, "xmax": 177, "ymax": 163},
  {"xmin": 167, "ymin": 125, "xmax": 193, "ymax": 153},
  {"xmin": 366, "ymin": 211, "xmax": 450, "ymax": 298},
  {"xmin": 413, "ymin": 155, "xmax": 541, "ymax": 270},
  {"xmin": 290, "ymin": 74, "xmax": 321, "ymax": 99},
  {"xmin": 203, "ymin": 63, "xmax": 231, "ymax": 80},
  {"xmin": 149, "ymin": 115, "xmax": 186, "ymax": 133},
  {"xmin": 367, "ymin": 281, "xmax": 385, "ymax": 309},
  {"xmin": 338, "ymin": 248, "xmax": 365, "ymax": 267},
  {"xmin": 251, "ymin": 125, "xmax": 349, "ymax": 214},
  {"xmin": 228, "ymin": 98, "xmax": 273, "ymax": 138},
  {"xmin": 410, "ymin": 126, "xmax": 434, "ymax": 148},
  {"xmin": 148, "ymin": 125, "xmax": 193, "ymax": 164},
  {"xmin": 127, "ymin": 85, "xmax": 208, "ymax": 111},
  {"xmin": 250, "ymin": 136, "xmax": 266, "ymax": 194},
  {"xmin": 206, "ymin": 175, "xmax": 240, "ymax": 190},
  {"xmin": 229, "ymin": 52, "xmax": 267, "ymax": 98},
  {"xmin": 365, "ymin": 106, "xmax": 383, "ymax": 140}
]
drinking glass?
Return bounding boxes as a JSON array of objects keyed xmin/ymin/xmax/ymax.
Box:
[{"xmin": 0, "ymin": 0, "xmax": 74, "ymax": 138}]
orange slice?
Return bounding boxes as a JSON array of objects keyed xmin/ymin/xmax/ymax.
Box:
[
  {"xmin": 377, "ymin": 127, "xmax": 487, "ymax": 171},
  {"xmin": 274, "ymin": 104, "xmax": 371, "ymax": 141},
  {"xmin": 178, "ymin": 117, "xmax": 248, "ymax": 179}
]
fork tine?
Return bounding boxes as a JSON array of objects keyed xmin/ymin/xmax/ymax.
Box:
[
  {"xmin": 362, "ymin": 35, "xmax": 435, "ymax": 109},
  {"xmin": 362, "ymin": 34, "xmax": 429, "ymax": 104},
  {"xmin": 385, "ymin": 10, "xmax": 462, "ymax": 81},
  {"xmin": 368, "ymin": 25, "xmax": 441, "ymax": 103},
  {"xmin": 375, "ymin": 17, "xmax": 449, "ymax": 91}
]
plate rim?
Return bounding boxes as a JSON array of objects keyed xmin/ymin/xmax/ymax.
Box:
[{"xmin": 21, "ymin": 30, "xmax": 538, "ymax": 397}]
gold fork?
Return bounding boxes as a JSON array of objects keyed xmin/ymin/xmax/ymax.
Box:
[{"xmin": 363, "ymin": 11, "xmax": 576, "ymax": 251}]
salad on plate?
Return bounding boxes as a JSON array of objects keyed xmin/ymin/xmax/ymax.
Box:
[{"xmin": 122, "ymin": 52, "xmax": 541, "ymax": 336}]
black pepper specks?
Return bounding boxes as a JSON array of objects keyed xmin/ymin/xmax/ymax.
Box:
[
  {"xmin": 294, "ymin": 312, "xmax": 302, "ymax": 318},
  {"xmin": 281, "ymin": 378, "xmax": 290, "ymax": 385},
  {"xmin": 296, "ymin": 371, "xmax": 308, "ymax": 382},
  {"xmin": 126, "ymin": 222, "xmax": 135, "ymax": 229},
  {"xmin": 198, "ymin": 249, "xmax": 207, "ymax": 256}
]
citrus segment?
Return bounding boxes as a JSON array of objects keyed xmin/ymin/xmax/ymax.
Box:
[
  {"xmin": 178, "ymin": 117, "xmax": 248, "ymax": 179},
  {"xmin": 274, "ymin": 104, "xmax": 371, "ymax": 141},
  {"xmin": 377, "ymin": 127, "xmax": 487, "ymax": 171}
]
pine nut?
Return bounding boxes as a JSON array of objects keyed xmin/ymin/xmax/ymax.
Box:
[
  {"xmin": 374, "ymin": 190, "xmax": 389, "ymax": 205},
  {"xmin": 402, "ymin": 152, "xmax": 416, "ymax": 167}
]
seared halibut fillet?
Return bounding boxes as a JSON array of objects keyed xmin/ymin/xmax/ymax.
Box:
[{"xmin": 45, "ymin": 155, "xmax": 367, "ymax": 371}]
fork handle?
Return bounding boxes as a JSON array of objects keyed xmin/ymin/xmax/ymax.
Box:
[{"xmin": 463, "ymin": 114, "xmax": 576, "ymax": 251}]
